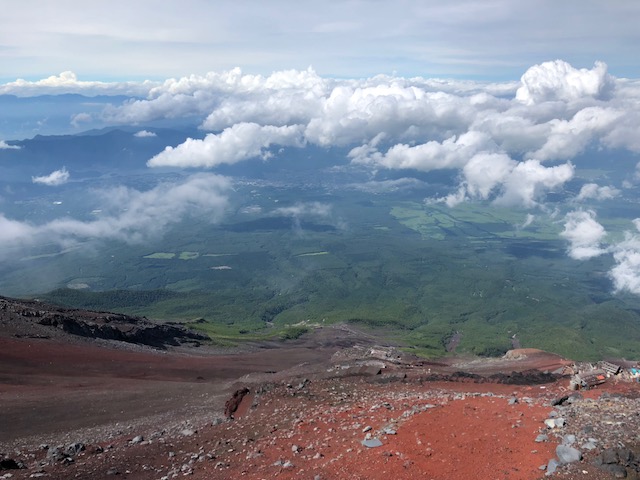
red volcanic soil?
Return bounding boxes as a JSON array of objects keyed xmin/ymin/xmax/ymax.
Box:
[
  {"xmin": 1, "ymin": 323, "xmax": 639, "ymax": 480},
  {"xmin": 0, "ymin": 329, "xmax": 347, "ymax": 447}
]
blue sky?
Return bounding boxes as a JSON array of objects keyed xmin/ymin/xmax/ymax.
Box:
[{"xmin": 1, "ymin": 0, "xmax": 639, "ymax": 81}]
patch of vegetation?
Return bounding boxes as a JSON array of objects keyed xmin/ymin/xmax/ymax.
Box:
[
  {"xmin": 143, "ymin": 252, "xmax": 176, "ymax": 259},
  {"xmin": 280, "ymin": 326, "xmax": 309, "ymax": 340}
]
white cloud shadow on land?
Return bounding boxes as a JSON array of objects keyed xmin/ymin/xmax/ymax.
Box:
[
  {"xmin": 0, "ymin": 174, "xmax": 231, "ymax": 257},
  {"xmin": 32, "ymin": 167, "xmax": 70, "ymax": 186}
]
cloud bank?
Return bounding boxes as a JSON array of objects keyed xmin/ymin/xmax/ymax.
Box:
[{"xmin": 95, "ymin": 59, "xmax": 635, "ymax": 211}]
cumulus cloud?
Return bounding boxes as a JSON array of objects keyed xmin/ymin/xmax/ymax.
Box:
[
  {"xmin": 528, "ymin": 106, "xmax": 623, "ymax": 161},
  {"xmin": 0, "ymin": 174, "xmax": 230, "ymax": 255},
  {"xmin": 0, "ymin": 141, "xmax": 21, "ymax": 150},
  {"xmin": 610, "ymin": 220, "xmax": 640, "ymax": 295},
  {"xmin": 134, "ymin": 130, "xmax": 157, "ymax": 138},
  {"xmin": 32, "ymin": 168, "xmax": 70, "ymax": 186},
  {"xmin": 496, "ymin": 160, "xmax": 574, "ymax": 207},
  {"xmin": 440, "ymin": 157, "xmax": 574, "ymax": 208},
  {"xmin": 349, "ymin": 131, "xmax": 494, "ymax": 172},
  {"xmin": 515, "ymin": 60, "xmax": 614, "ymax": 105},
  {"xmin": 147, "ymin": 123, "xmax": 305, "ymax": 168},
  {"xmin": 560, "ymin": 210, "xmax": 608, "ymax": 260},
  {"xmin": 576, "ymin": 183, "xmax": 620, "ymax": 201}
]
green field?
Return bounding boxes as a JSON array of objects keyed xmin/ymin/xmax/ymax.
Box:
[{"xmin": 3, "ymin": 182, "xmax": 640, "ymax": 361}]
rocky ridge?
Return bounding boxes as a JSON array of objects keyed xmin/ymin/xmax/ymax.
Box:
[{"xmin": 0, "ymin": 295, "xmax": 208, "ymax": 349}]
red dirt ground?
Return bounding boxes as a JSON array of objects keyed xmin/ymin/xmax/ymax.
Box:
[{"xmin": 1, "ymin": 326, "xmax": 636, "ymax": 480}]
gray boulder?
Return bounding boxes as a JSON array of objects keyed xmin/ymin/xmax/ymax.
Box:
[{"xmin": 556, "ymin": 445, "xmax": 581, "ymax": 465}]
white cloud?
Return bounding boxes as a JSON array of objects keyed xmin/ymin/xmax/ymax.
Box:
[
  {"xmin": 273, "ymin": 202, "xmax": 332, "ymax": 219},
  {"xmin": 147, "ymin": 123, "xmax": 305, "ymax": 168},
  {"xmin": 515, "ymin": 60, "xmax": 614, "ymax": 105},
  {"xmin": 440, "ymin": 157, "xmax": 574, "ymax": 208},
  {"xmin": 610, "ymin": 220, "xmax": 640, "ymax": 295},
  {"xmin": 0, "ymin": 174, "xmax": 230, "ymax": 255},
  {"xmin": 576, "ymin": 183, "xmax": 620, "ymax": 201},
  {"xmin": 495, "ymin": 160, "xmax": 574, "ymax": 208},
  {"xmin": 349, "ymin": 131, "xmax": 494, "ymax": 171},
  {"xmin": 32, "ymin": 168, "xmax": 70, "ymax": 186},
  {"xmin": 0, "ymin": 141, "xmax": 21, "ymax": 150},
  {"xmin": 346, "ymin": 178, "xmax": 427, "ymax": 193},
  {"xmin": 71, "ymin": 112, "xmax": 92, "ymax": 128},
  {"xmin": 560, "ymin": 210, "xmax": 607, "ymax": 260},
  {"xmin": 134, "ymin": 130, "xmax": 157, "ymax": 138},
  {"xmin": 0, "ymin": 71, "xmax": 156, "ymax": 97},
  {"xmin": 528, "ymin": 106, "xmax": 623, "ymax": 161}
]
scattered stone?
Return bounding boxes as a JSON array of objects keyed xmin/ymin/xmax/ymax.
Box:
[
  {"xmin": 362, "ymin": 438, "xmax": 383, "ymax": 448},
  {"xmin": 66, "ymin": 443, "xmax": 85, "ymax": 455},
  {"xmin": 546, "ymin": 459, "xmax": 559, "ymax": 476},
  {"xmin": 291, "ymin": 445, "xmax": 300, "ymax": 453},
  {"xmin": 508, "ymin": 397, "xmax": 518, "ymax": 405},
  {"xmin": 45, "ymin": 447, "xmax": 65, "ymax": 462},
  {"xmin": 362, "ymin": 426, "xmax": 372, "ymax": 433},
  {"xmin": 383, "ymin": 428, "xmax": 397, "ymax": 435},
  {"xmin": 544, "ymin": 418, "xmax": 565, "ymax": 429},
  {"xmin": 535, "ymin": 434, "xmax": 549, "ymax": 443},
  {"xmin": 180, "ymin": 429, "xmax": 196, "ymax": 437},
  {"xmin": 601, "ymin": 449, "xmax": 620, "ymax": 465},
  {"xmin": 562, "ymin": 434, "xmax": 576, "ymax": 446},
  {"xmin": 599, "ymin": 464, "xmax": 628, "ymax": 478},
  {"xmin": 130, "ymin": 435, "xmax": 144, "ymax": 445},
  {"xmin": 556, "ymin": 445, "xmax": 581, "ymax": 465},
  {"xmin": 282, "ymin": 461, "xmax": 294, "ymax": 468},
  {"xmin": 551, "ymin": 395, "xmax": 569, "ymax": 407},
  {"xmin": 106, "ymin": 467, "xmax": 120, "ymax": 475}
]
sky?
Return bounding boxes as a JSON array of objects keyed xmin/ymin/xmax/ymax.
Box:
[
  {"xmin": 1, "ymin": 1, "xmax": 640, "ymax": 296},
  {"xmin": 1, "ymin": 0, "xmax": 640, "ymax": 81}
]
